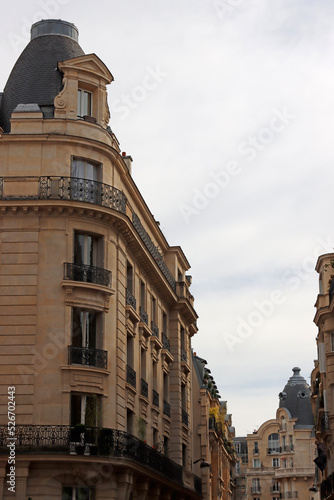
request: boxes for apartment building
[192,353,236,500]
[0,19,202,499]
[312,252,334,499]
[234,368,316,500]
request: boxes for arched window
[268,433,280,453]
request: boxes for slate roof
[278,367,314,428]
[0,20,84,132]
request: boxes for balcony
[64,262,111,288]
[321,472,334,499]
[126,365,136,388]
[321,411,330,433]
[162,332,170,351]
[0,425,195,488]
[132,212,176,292]
[126,289,136,310]
[267,447,281,454]
[153,389,159,408]
[141,378,148,399]
[68,346,108,370]
[151,321,159,338]
[181,347,187,363]
[280,492,298,499]
[182,409,188,426]
[139,307,148,326]
[163,399,171,417]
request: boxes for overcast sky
[2,0,333,436]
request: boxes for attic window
[279,391,287,400]
[297,390,308,399]
[77,89,92,118]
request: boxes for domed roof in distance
[278,367,314,428]
[0,19,84,132]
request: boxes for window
[272,480,280,492]
[235,461,240,474]
[289,435,293,450]
[162,312,168,334]
[70,393,101,427]
[331,333,334,352]
[62,486,93,500]
[71,159,102,204]
[252,478,260,494]
[74,232,100,268]
[254,441,259,454]
[182,443,187,467]
[272,458,280,467]
[253,459,261,468]
[268,433,280,453]
[235,442,241,454]
[127,409,134,435]
[77,88,92,118]
[72,158,101,181]
[72,308,101,350]
[282,458,287,468]
[127,262,134,295]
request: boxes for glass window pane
[76,487,90,500]
[62,486,73,500]
[70,394,82,426]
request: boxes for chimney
[122,152,133,175]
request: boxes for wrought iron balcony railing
[126,365,136,388]
[39,176,127,213]
[0,425,192,488]
[182,409,188,426]
[68,346,108,370]
[153,389,159,408]
[141,378,148,399]
[132,212,176,292]
[162,332,170,351]
[321,472,334,499]
[151,322,159,338]
[181,347,187,363]
[139,307,148,325]
[163,399,171,417]
[64,262,111,287]
[321,411,330,433]
[126,289,136,310]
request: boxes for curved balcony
[68,346,108,370]
[0,425,191,488]
[64,262,111,287]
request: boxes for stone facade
[0,19,202,500]
[312,252,334,499]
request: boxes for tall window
[72,308,101,350]
[268,433,280,453]
[253,459,261,468]
[70,393,101,427]
[272,458,280,467]
[254,441,259,454]
[74,232,100,267]
[252,478,260,493]
[77,89,92,118]
[127,262,134,294]
[62,486,93,500]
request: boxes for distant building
[192,353,236,499]
[234,368,317,500]
[0,18,204,499]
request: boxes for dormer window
[77,88,92,118]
